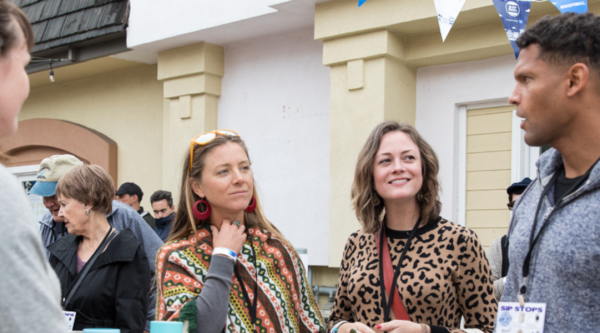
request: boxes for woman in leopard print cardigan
[328,122,497,333]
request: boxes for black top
[554,168,588,203]
[384,216,441,239]
[48,229,150,333]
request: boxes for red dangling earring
[192,199,211,220]
[245,196,257,213]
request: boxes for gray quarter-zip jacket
[499,148,600,332]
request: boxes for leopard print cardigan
[327,217,497,333]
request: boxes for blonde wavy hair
[351,121,442,234]
[168,135,292,249]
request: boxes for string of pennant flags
[358,0,588,58]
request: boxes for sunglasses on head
[190,129,240,172]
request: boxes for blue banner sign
[551,0,587,14]
[492,0,531,58]
[358,0,367,7]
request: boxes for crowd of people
[1,1,600,333]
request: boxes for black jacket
[48,229,150,333]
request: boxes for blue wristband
[213,247,237,261]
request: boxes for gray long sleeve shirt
[500,148,600,332]
[39,199,164,331]
[194,254,235,333]
[0,164,66,333]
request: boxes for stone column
[323,30,417,266]
[157,42,224,194]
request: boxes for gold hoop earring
[373,196,380,206]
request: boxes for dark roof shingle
[18,0,129,53]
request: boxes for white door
[8,165,47,222]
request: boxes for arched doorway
[0,119,118,221]
[0,118,118,180]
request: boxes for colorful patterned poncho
[156,225,325,333]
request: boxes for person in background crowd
[150,190,176,241]
[502,13,600,332]
[155,130,324,333]
[30,154,163,333]
[328,121,497,333]
[49,165,149,333]
[487,177,531,301]
[116,182,156,229]
[0,1,66,332]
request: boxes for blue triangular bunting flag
[492,0,532,58]
[551,0,587,14]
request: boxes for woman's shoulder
[157,226,212,259]
[102,229,145,262]
[434,217,483,249]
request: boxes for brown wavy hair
[55,165,114,215]
[168,134,293,249]
[351,121,442,234]
[0,0,34,55]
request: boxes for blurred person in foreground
[0,1,66,331]
[30,154,163,332]
[150,190,175,241]
[502,13,600,332]
[49,165,149,332]
[328,122,496,333]
[487,177,531,301]
[155,130,324,333]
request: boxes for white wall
[218,28,331,266]
[415,55,518,223]
[128,0,320,52]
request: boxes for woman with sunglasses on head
[327,121,496,333]
[156,130,324,333]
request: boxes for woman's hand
[375,321,425,333]
[338,322,376,333]
[211,219,246,254]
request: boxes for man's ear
[132,194,139,203]
[567,63,589,97]
[190,178,205,198]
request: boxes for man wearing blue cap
[29,154,163,333]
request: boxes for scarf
[156,225,324,333]
[155,213,175,241]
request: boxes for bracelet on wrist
[331,321,348,333]
[213,247,237,262]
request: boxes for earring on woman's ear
[245,196,257,213]
[192,199,211,220]
[85,210,89,215]
[417,192,424,201]
[373,195,380,206]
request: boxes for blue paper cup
[150,321,184,333]
[82,329,120,333]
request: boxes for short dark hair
[0,0,34,55]
[516,13,600,75]
[151,190,173,207]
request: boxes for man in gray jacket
[502,13,600,332]
[30,155,163,333]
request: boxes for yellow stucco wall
[466,106,514,252]
[20,62,164,212]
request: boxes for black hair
[516,13,600,75]
[150,190,173,207]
